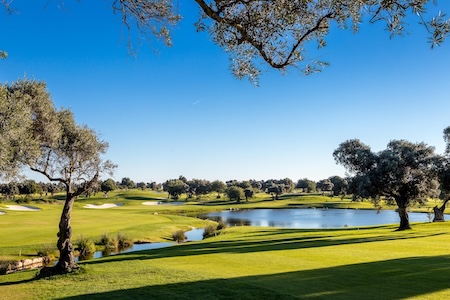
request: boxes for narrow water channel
[76,228,204,262]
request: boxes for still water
[76,228,204,261]
[199,208,438,229]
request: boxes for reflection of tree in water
[227,218,251,226]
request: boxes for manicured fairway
[1,191,449,299]
[2,222,450,299]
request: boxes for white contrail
[192,98,205,105]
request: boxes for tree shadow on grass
[80,227,448,267]
[60,255,450,299]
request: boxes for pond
[199,208,440,229]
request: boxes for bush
[117,232,133,249]
[172,230,186,243]
[98,231,116,249]
[203,224,217,238]
[0,260,14,275]
[216,220,227,230]
[77,235,96,259]
[37,243,56,257]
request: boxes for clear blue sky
[1,1,450,184]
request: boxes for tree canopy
[0,79,116,273]
[334,138,441,230]
[2,1,449,83]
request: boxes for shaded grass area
[2,223,450,299]
[0,189,443,260]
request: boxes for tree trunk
[397,206,412,231]
[433,198,450,222]
[54,193,77,273]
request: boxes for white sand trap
[0,211,5,215]
[83,203,123,209]
[142,201,160,206]
[5,205,41,211]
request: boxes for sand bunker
[4,205,41,211]
[142,201,160,206]
[83,203,123,209]
[0,211,5,215]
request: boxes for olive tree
[334,139,441,230]
[3,1,449,83]
[1,80,115,273]
[434,126,450,221]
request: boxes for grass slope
[2,223,450,299]
[1,190,448,299]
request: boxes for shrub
[37,243,56,257]
[203,224,217,238]
[117,232,133,249]
[98,231,116,249]
[0,260,14,275]
[216,220,227,230]
[77,235,96,259]
[172,230,186,243]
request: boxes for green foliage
[0,259,14,275]
[116,232,133,249]
[163,179,188,200]
[334,138,442,230]
[76,235,96,259]
[216,220,227,231]
[36,243,57,258]
[203,224,217,238]
[101,179,117,194]
[226,186,244,203]
[172,230,186,243]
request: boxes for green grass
[1,190,449,299]
[1,223,450,299]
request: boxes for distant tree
[237,180,251,189]
[0,182,18,200]
[211,180,226,198]
[334,138,441,230]
[250,180,263,192]
[226,179,238,187]
[121,177,135,189]
[136,182,146,190]
[328,176,348,197]
[147,181,161,190]
[101,179,117,195]
[187,179,210,199]
[163,179,188,200]
[296,178,316,193]
[244,188,254,202]
[280,178,295,193]
[266,183,284,200]
[19,180,38,196]
[226,186,244,204]
[46,183,59,197]
[316,179,334,195]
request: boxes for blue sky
[1,1,450,184]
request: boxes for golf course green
[1,190,449,299]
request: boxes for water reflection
[199,208,441,229]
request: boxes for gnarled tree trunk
[54,193,77,273]
[433,198,450,222]
[397,206,412,231]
